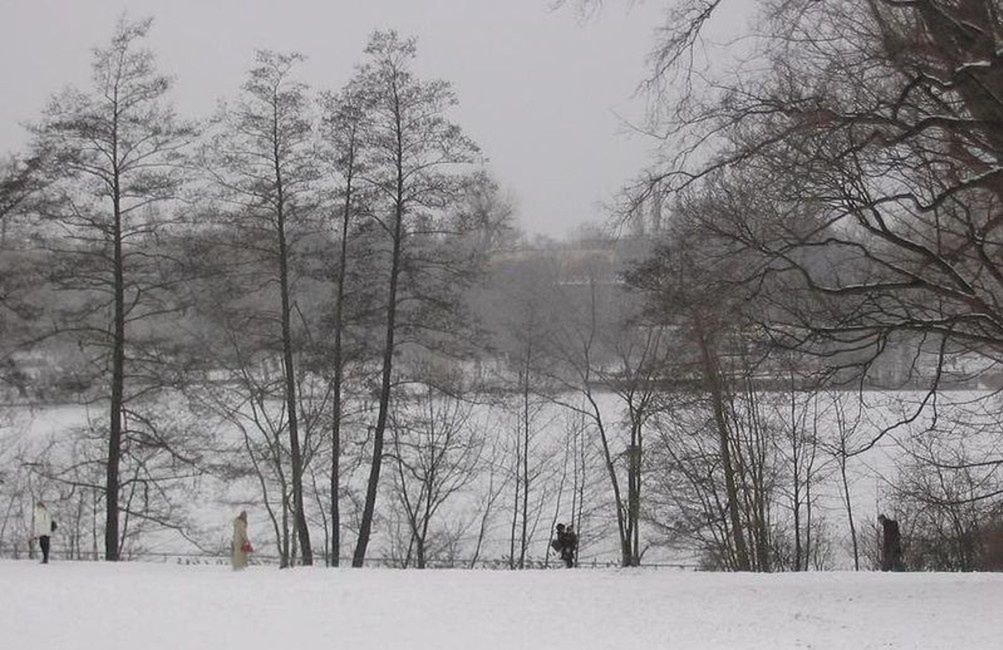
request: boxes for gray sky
[0,0,679,238]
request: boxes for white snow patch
[0,561,1000,649]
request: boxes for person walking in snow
[878,514,903,571]
[33,500,54,564]
[551,522,578,568]
[231,511,253,570]
[552,523,568,564]
[561,524,578,568]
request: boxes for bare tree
[349,31,479,566]
[824,390,867,570]
[602,0,1003,463]
[543,259,645,567]
[890,398,1003,570]
[28,17,195,560]
[627,215,779,570]
[386,366,483,568]
[483,251,563,567]
[317,81,367,567]
[468,431,511,568]
[203,50,318,564]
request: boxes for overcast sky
[0,0,693,237]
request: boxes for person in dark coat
[551,524,567,557]
[878,514,904,571]
[561,524,578,568]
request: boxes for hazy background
[0,0,681,237]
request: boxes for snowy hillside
[2,560,1000,649]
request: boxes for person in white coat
[231,511,252,570]
[34,501,53,564]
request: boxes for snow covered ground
[1,561,999,649]
[1,390,941,566]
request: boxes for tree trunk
[509,435,520,569]
[628,435,641,567]
[275,141,312,565]
[591,398,630,567]
[697,328,750,571]
[330,142,355,568]
[105,161,124,562]
[330,403,341,567]
[353,193,404,567]
[839,446,860,570]
[519,366,530,569]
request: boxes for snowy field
[1,561,1000,649]
[4,390,949,566]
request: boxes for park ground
[1,561,1000,649]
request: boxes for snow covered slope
[1,561,999,649]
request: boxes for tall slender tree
[205,50,317,565]
[318,82,366,566]
[350,31,479,566]
[29,17,194,560]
